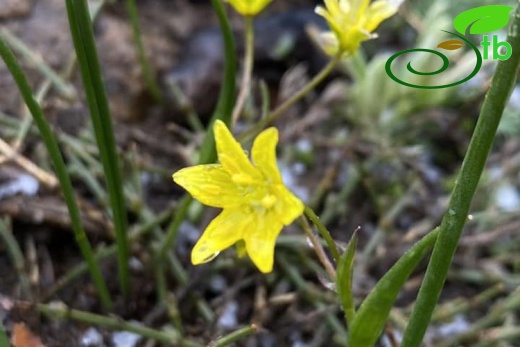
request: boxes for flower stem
[240,53,341,141]
[304,205,341,263]
[232,16,255,124]
[401,5,520,346]
[214,324,258,347]
[299,217,336,280]
[37,303,202,347]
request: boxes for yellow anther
[261,194,277,209]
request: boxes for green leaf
[336,231,358,326]
[453,5,514,35]
[347,229,439,347]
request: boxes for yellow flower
[315,0,399,56]
[173,120,304,273]
[226,0,272,16]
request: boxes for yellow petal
[213,120,259,180]
[364,0,397,32]
[324,0,342,16]
[172,164,240,208]
[226,0,272,16]
[251,127,282,184]
[244,212,284,273]
[319,31,341,56]
[191,208,252,265]
[350,0,370,17]
[274,185,304,225]
[315,6,343,37]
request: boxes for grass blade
[64,0,129,296]
[0,37,112,310]
[125,0,162,103]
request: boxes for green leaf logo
[453,5,514,35]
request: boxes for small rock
[112,331,141,347]
[80,328,104,347]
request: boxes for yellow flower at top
[173,120,304,273]
[315,0,399,57]
[226,0,273,16]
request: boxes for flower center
[234,177,278,212]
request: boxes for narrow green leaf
[453,5,513,35]
[0,37,112,310]
[125,0,162,103]
[348,228,439,347]
[336,230,358,326]
[64,0,130,296]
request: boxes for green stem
[125,0,162,102]
[64,0,130,296]
[214,325,258,347]
[240,53,341,141]
[267,54,340,123]
[37,303,202,347]
[304,205,341,263]
[401,6,520,346]
[0,37,112,310]
[299,217,336,279]
[231,16,255,124]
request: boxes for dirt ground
[0,0,519,346]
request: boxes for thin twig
[231,16,254,124]
[0,137,58,188]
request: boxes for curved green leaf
[347,228,439,347]
[453,5,514,35]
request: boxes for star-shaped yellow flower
[226,0,272,16]
[173,120,304,273]
[315,0,399,57]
